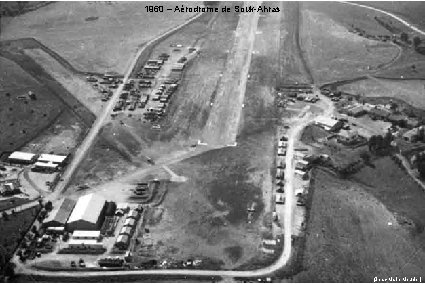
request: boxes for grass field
[0,56,65,152]
[352,156,425,250]
[339,77,425,110]
[1,2,200,74]
[0,197,30,212]
[294,168,425,282]
[147,126,275,269]
[300,3,399,84]
[24,48,104,115]
[278,2,312,85]
[358,2,425,30]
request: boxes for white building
[37,154,68,166]
[8,151,36,164]
[72,230,101,241]
[315,116,343,132]
[67,193,106,231]
[33,161,58,172]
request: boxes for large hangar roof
[67,193,105,225]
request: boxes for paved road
[49,12,205,201]
[338,1,425,36]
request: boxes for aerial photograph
[0,1,425,283]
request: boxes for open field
[70,137,139,189]
[24,48,104,115]
[20,110,86,155]
[0,2,200,73]
[146,126,275,269]
[278,2,312,85]
[359,2,425,30]
[338,77,425,110]
[300,3,400,84]
[0,56,65,152]
[352,156,425,250]
[294,168,425,282]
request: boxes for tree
[384,130,393,147]
[418,157,425,179]
[418,127,425,142]
[2,212,8,221]
[44,201,53,211]
[400,32,409,42]
[4,262,15,278]
[413,36,422,48]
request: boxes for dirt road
[50,12,205,200]
[202,2,261,146]
[337,1,425,36]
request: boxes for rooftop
[67,193,106,225]
[72,230,101,238]
[8,151,36,161]
[43,198,76,225]
[38,154,67,164]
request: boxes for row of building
[115,209,140,250]
[7,151,69,172]
[341,103,419,128]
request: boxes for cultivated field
[300,3,400,84]
[0,2,200,73]
[294,168,425,282]
[339,77,425,110]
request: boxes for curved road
[337,1,425,36]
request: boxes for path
[395,153,425,192]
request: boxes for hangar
[8,151,37,164]
[37,153,68,166]
[42,198,76,229]
[67,193,107,231]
